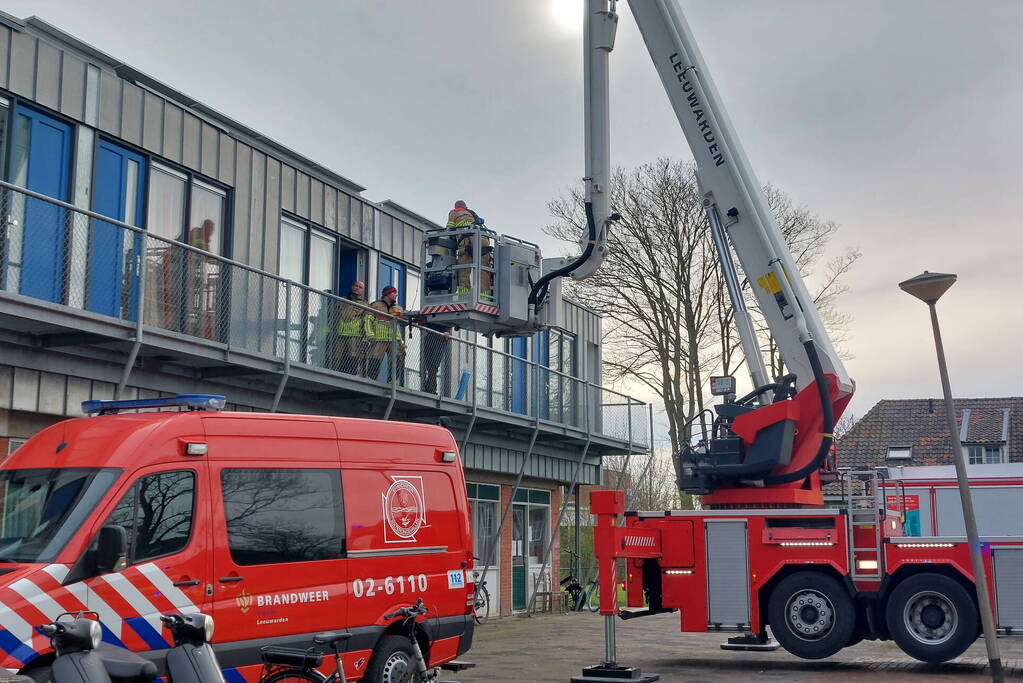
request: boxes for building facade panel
[246,150,265,267]
[295,171,310,219]
[309,178,323,226]
[233,142,252,264]
[59,53,86,119]
[34,40,61,111]
[141,90,162,153]
[181,111,200,169]
[217,132,235,185]
[200,121,219,178]
[0,26,10,90]
[280,163,295,213]
[97,68,120,134]
[161,102,182,162]
[263,156,281,272]
[8,30,34,98]
[120,81,143,146]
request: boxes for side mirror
[96,525,128,573]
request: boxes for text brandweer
[255,590,330,607]
[669,53,725,167]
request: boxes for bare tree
[545,158,858,473]
[833,411,858,441]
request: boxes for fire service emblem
[383,476,426,542]
[236,588,253,613]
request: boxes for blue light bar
[82,394,226,415]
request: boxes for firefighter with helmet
[447,200,493,299]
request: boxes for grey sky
[10,0,1022,423]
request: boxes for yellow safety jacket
[446,207,477,228]
[338,297,369,337]
[368,300,404,341]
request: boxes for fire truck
[411,0,1017,674]
[555,0,1023,675]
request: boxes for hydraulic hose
[761,340,834,485]
[528,201,597,310]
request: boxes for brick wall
[499,483,513,617]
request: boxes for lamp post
[899,271,1003,682]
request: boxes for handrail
[0,180,650,445]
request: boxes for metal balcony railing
[0,180,649,448]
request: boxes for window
[965,444,1005,465]
[106,470,195,563]
[512,487,550,566]
[537,330,578,423]
[146,163,228,253]
[7,439,25,456]
[278,216,339,364]
[378,257,406,306]
[220,469,344,565]
[467,483,500,564]
[887,446,912,461]
[144,163,229,341]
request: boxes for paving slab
[456,612,1023,682]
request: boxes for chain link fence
[0,181,649,446]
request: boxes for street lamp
[899,271,1003,682]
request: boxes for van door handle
[173,579,201,587]
[218,576,244,583]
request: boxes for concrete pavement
[456,611,1023,682]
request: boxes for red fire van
[0,395,475,682]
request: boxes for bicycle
[259,629,352,683]
[368,598,435,683]
[471,570,490,625]
[560,573,599,613]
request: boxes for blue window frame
[377,256,406,306]
[90,139,146,318]
[8,104,73,303]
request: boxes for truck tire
[885,573,977,663]
[363,634,416,683]
[767,571,855,660]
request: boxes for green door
[512,505,526,610]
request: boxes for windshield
[0,468,121,564]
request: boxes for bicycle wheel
[473,584,491,625]
[587,582,600,612]
[260,668,327,683]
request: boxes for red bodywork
[0,411,474,681]
[703,375,853,508]
[592,490,1013,639]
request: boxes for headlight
[203,614,214,643]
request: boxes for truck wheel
[767,571,855,660]
[364,634,416,683]
[885,573,977,663]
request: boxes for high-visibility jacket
[368,300,404,341]
[446,207,477,228]
[338,296,369,337]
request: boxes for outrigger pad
[719,633,779,651]
[571,664,660,682]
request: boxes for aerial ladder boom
[573,0,856,506]
[627,0,851,398]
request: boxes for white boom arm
[571,0,617,280]
[623,0,852,395]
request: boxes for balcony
[0,181,649,456]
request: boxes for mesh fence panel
[0,183,651,441]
